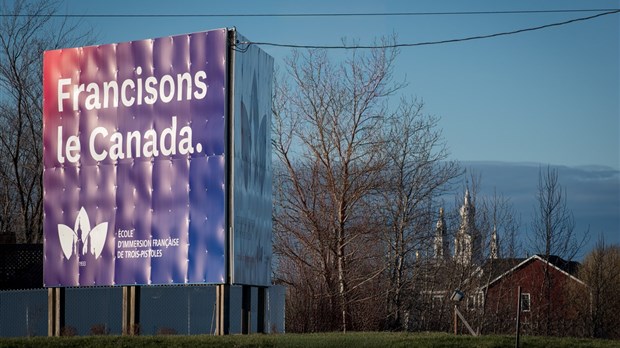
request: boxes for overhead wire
[3,7,617,52]
[1,8,619,18]
[234,9,620,51]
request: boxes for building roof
[481,254,584,289]
[543,254,580,275]
[480,257,527,283]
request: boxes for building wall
[483,258,587,335]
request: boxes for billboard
[43,29,229,286]
[231,34,273,286]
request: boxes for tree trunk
[337,233,348,332]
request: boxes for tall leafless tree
[0,0,92,243]
[478,188,522,259]
[273,40,412,331]
[379,99,460,330]
[272,45,401,331]
[273,40,461,331]
[529,166,588,335]
[475,187,521,333]
[530,166,586,260]
[573,238,620,339]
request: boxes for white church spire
[434,207,449,260]
[489,225,500,259]
[454,188,482,266]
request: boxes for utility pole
[454,304,458,335]
[515,286,522,348]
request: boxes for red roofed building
[416,191,589,336]
[482,254,587,336]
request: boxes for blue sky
[41,1,619,255]
[463,162,619,258]
[61,0,620,170]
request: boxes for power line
[235,9,620,50]
[1,8,620,18]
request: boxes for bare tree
[529,166,588,335]
[574,238,620,339]
[0,0,92,243]
[478,189,522,259]
[530,166,587,260]
[379,98,460,330]
[273,45,401,331]
[474,188,522,333]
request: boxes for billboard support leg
[257,287,266,333]
[122,286,141,335]
[216,284,230,335]
[47,287,65,337]
[241,285,251,334]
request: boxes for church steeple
[454,188,482,266]
[434,208,449,260]
[489,225,500,259]
[460,189,475,229]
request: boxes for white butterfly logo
[57,207,108,260]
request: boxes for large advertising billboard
[231,34,273,286]
[43,29,229,286]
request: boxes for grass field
[0,332,617,348]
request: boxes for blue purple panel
[42,29,227,287]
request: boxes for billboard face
[43,29,228,286]
[231,33,273,286]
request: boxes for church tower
[433,207,450,260]
[454,189,482,266]
[489,225,500,259]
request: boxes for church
[414,189,585,335]
[432,189,497,267]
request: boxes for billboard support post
[47,287,65,337]
[257,287,266,333]
[241,285,251,334]
[216,284,230,335]
[122,286,140,335]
